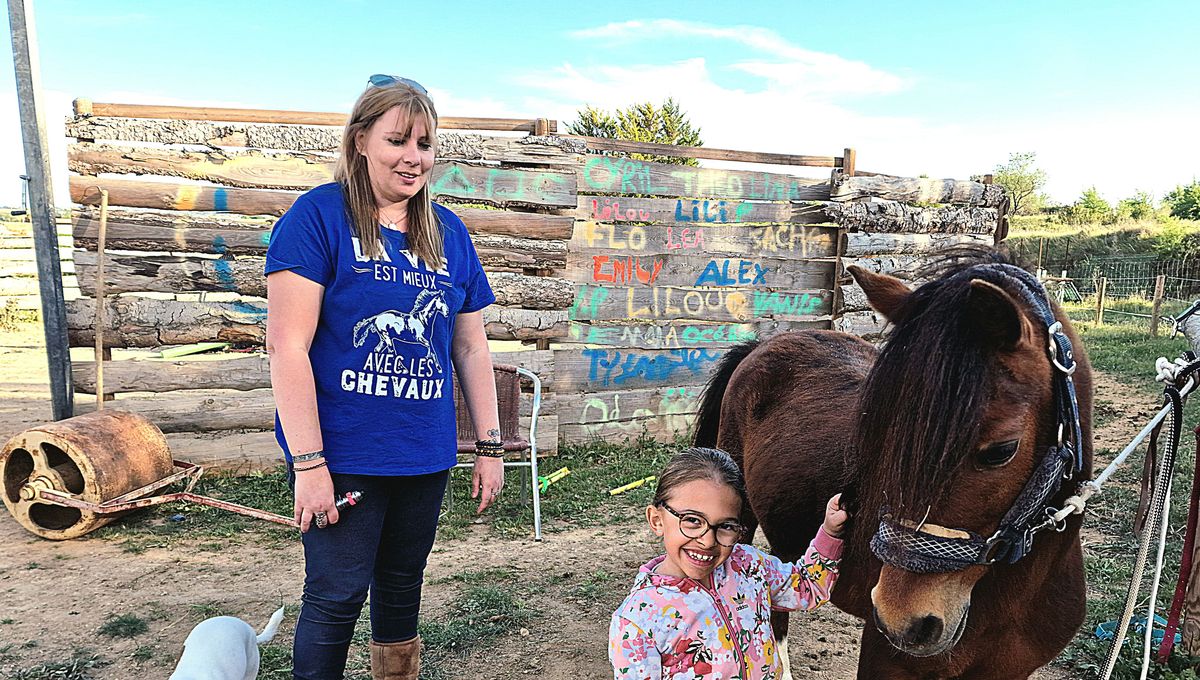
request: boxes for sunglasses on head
[368,74,428,95]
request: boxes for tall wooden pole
[1095,277,1108,325]
[1149,274,1165,337]
[9,0,73,419]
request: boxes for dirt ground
[0,322,1154,679]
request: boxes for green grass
[437,433,675,539]
[8,650,108,680]
[90,433,674,548]
[90,467,296,551]
[96,613,148,639]
[1006,215,1200,272]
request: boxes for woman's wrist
[293,449,325,463]
[475,438,504,458]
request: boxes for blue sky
[2,0,1198,207]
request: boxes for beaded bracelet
[294,450,325,463]
[294,460,328,472]
[475,449,505,458]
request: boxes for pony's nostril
[904,615,945,646]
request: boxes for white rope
[1141,474,1173,680]
[1049,357,1199,526]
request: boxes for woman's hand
[471,456,504,514]
[823,493,850,537]
[294,467,339,532]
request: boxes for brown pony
[694,249,1093,679]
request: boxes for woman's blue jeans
[290,468,448,680]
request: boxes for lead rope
[1096,358,1197,680]
[1156,423,1200,662]
[1099,386,1180,676]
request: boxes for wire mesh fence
[1058,256,1200,302]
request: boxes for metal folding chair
[447,363,543,540]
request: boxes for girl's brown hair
[652,447,748,510]
[335,83,443,269]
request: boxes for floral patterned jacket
[609,528,842,680]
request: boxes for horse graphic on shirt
[352,289,450,371]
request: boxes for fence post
[1095,277,1107,325]
[1149,274,1166,336]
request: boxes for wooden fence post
[1095,277,1107,325]
[842,148,856,177]
[9,0,73,419]
[1149,274,1165,336]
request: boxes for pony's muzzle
[872,604,969,657]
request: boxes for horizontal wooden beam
[75,99,557,132]
[570,135,841,168]
[74,252,571,305]
[577,155,830,202]
[826,200,999,235]
[575,195,837,226]
[66,297,567,347]
[830,172,1006,208]
[555,384,701,442]
[72,175,297,215]
[67,117,582,161]
[565,251,835,290]
[564,318,825,349]
[71,207,572,255]
[73,388,557,450]
[552,346,725,393]
[70,161,576,210]
[841,232,992,257]
[833,310,889,340]
[71,349,554,394]
[570,221,838,259]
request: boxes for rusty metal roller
[1,411,174,540]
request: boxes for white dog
[169,606,286,680]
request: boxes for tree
[1115,191,1157,221]
[989,152,1048,215]
[1165,180,1200,220]
[1062,187,1113,225]
[568,98,703,166]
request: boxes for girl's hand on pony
[823,493,850,537]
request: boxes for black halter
[869,263,1085,574]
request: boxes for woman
[265,75,503,680]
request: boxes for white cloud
[569,19,907,99]
[528,20,1197,204]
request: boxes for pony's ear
[847,266,912,323]
[966,279,1025,350]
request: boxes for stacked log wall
[61,100,1004,468]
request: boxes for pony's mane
[852,246,1021,520]
[412,288,442,311]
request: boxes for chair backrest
[453,363,527,453]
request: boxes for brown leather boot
[370,636,420,680]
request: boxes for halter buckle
[1047,325,1077,376]
[981,532,1010,564]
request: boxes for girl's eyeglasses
[368,74,428,95]
[658,502,745,547]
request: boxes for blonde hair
[335,83,443,269]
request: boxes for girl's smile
[649,479,743,581]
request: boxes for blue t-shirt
[265,183,495,475]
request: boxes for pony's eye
[976,440,1020,468]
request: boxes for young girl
[609,447,846,679]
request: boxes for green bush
[1166,181,1200,220]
